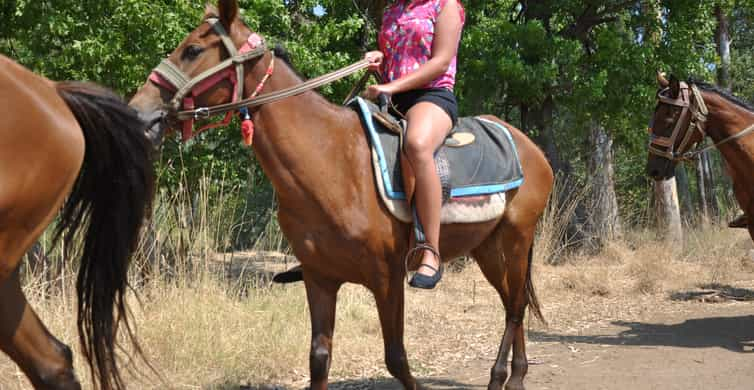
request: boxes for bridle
[649,81,754,161]
[148,17,372,145]
[149,17,270,144]
[648,82,709,161]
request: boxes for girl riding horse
[363,0,465,289]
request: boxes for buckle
[193,107,210,119]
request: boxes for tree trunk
[644,0,683,240]
[710,2,733,217]
[526,95,568,174]
[654,178,683,243]
[675,164,694,221]
[586,122,621,246]
[354,0,387,29]
[696,155,710,223]
[702,151,719,220]
[715,4,732,91]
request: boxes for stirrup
[405,243,443,289]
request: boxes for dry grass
[2,172,753,389]
[2,224,752,389]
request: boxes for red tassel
[241,119,255,146]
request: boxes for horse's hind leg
[473,222,536,390]
[0,267,80,390]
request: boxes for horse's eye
[182,45,204,61]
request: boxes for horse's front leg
[374,268,419,389]
[303,270,342,390]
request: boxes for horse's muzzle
[138,109,168,150]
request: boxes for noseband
[648,82,709,161]
[148,17,270,143]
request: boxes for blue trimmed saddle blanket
[349,97,524,224]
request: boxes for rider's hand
[364,51,384,73]
[364,83,395,100]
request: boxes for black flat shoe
[409,263,443,289]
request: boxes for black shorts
[391,88,459,126]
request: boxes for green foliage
[2,0,752,240]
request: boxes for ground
[325,276,754,390]
[449,303,754,390]
[1,228,753,389]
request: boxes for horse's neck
[705,93,754,173]
[249,59,363,207]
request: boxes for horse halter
[648,81,709,161]
[148,17,270,144]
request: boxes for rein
[650,82,754,161]
[149,17,370,144]
[174,59,371,121]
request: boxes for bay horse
[649,73,754,242]
[130,2,553,389]
[0,55,154,389]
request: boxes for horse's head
[130,0,266,148]
[646,72,708,180]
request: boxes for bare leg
[0,268,80,390]
[404,102,452,278]
[304,270,341,390]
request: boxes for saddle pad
[350,97,524,223]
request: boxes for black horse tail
[526,244,546,325]
[54,81,154,390]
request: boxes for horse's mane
[690,78,754,113]
[273,44,307,79]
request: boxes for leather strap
[650,82,754,161]
[175,59,371,120]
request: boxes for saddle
[271,98,526,285]
[348,97,524,225]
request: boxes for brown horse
[0,55,154,389]
[130,2,553,389]
[648,73,754,242]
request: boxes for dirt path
[455,303,754,390]
[323,301,754,390]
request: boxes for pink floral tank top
[379,0,465,91]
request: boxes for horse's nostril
[138,110,165,129]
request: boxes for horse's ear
[669,74,681,99]
[204,3,218,19]
[218,0,239,30]
[657,71,669,88]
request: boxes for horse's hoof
[487,380,504,390]
[504,382,525,390]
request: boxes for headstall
[648,82,708,161]
[148,17,270,145]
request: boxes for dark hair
[690,78,754,112]
[273,44,306,79]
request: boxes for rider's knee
[404,136,433,165]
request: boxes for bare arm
[383,0,462,94]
